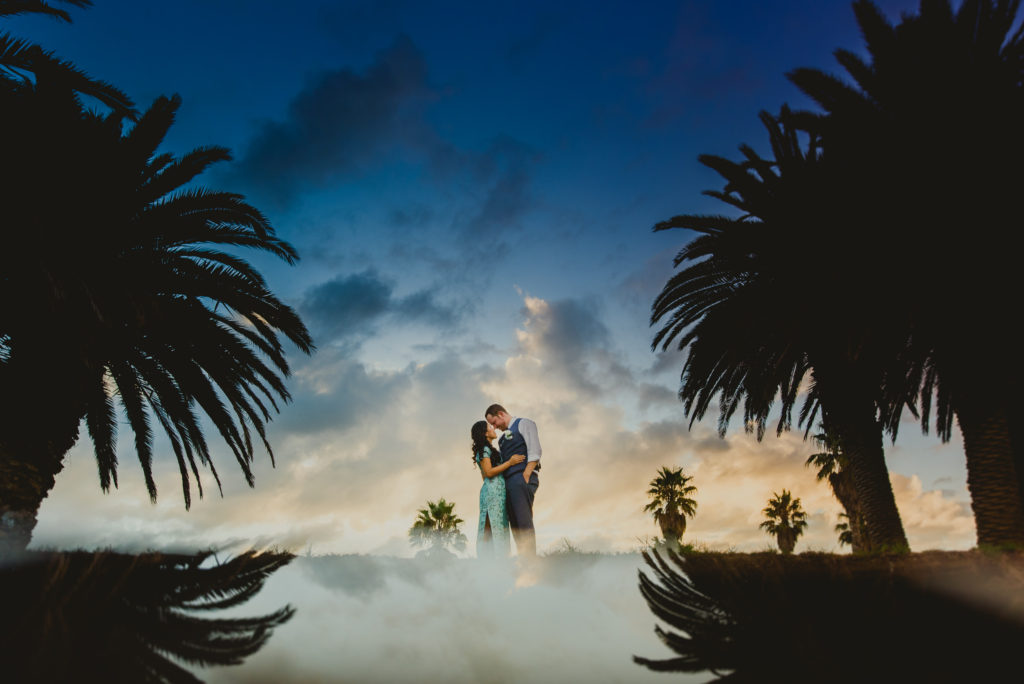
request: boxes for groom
[485,404,541,558]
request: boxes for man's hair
[485,403,506,418]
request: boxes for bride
[469,420,524,557]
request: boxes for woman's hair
[470,420,492,464]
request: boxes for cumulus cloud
[505,294,634,398]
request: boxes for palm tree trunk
[0,353,87,554]
[829,472,870,553]
[0,437,74,554]
[956,402,1024,547]
[834,412,909,552]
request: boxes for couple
[470,404,541,558]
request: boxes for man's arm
[522,460,537,482]
[519,419,542,462]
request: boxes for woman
[470,420,524,557]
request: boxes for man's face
[487,412,509,431]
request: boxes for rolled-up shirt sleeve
[519,419,542,463]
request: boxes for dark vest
[499,419,528,479]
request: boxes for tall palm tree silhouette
[651,106,909,551]
[1,548,294,682]
[644,466,698,547]
[0,1,134,114]
[0,75,313,551]
[788,0,1024,547]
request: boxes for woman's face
[485,424,496,441]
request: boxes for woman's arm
[479,453,525,479]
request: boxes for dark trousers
[505,471,539,532]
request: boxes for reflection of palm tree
[1,1,134,113]
[787,0,1024,546]
[806,424,867,552]
[0,77,312,552]
[651,107,908,551]
[760,490,808,554]
[644,466,698,547]
[2,549,294,682]
[634,548,1024,680]
[409,498,468,554]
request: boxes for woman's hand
[509,454,526,465]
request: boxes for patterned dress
[475,445,511,557]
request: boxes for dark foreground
[636,549,1024,683]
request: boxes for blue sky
[10,1,975,555]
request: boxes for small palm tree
[644,466,698,547]
[409,499,467,554]
[760,490,808,554]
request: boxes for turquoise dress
[475,445,511,557]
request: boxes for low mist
[199,552,700,683]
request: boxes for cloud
[299,269,463,345]
[230,35,445,207]
[457,135,541,238]
[506,295,633,397]
[226,32,542,248]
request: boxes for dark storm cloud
[231,35,445,206]
[300,270,462,343]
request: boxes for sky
[10,0,977,556]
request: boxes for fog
[197,552,702,683]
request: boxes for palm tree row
[0,4,312,552]
[652,0,1024,549]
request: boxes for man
[484,403,541,558]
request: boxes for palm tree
[651,106,909,551]
[806,423,868,552]
[643,466,698,547]
[787,0,1024,546]
[2,548,294,682]
[0,77,313,552]
[409,498,467,554]
[1,1,134,114]
[760,489,808,554]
